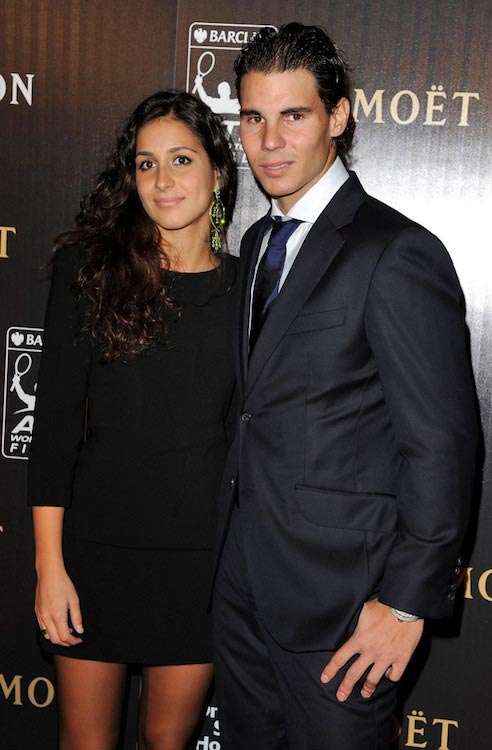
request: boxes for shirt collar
[271,156,349,224]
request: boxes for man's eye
[288,112,304,121]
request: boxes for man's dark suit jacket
[216,172,477,653]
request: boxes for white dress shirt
[249,156,349,333]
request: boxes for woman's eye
[173,155,191,166]
[137,160,155,171]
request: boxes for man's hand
[320,599,424,701]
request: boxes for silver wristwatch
[390,607,420,622]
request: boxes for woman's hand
[35,565,84,646]
[32,506,84,647]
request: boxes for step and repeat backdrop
[1,1,491,748]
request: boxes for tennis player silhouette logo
[192,52,240,115]
[10,353,37,413]
[2,326,43,459]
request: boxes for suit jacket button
[448,592,456,600]
[230,478,235,486]
[241,412,252,423]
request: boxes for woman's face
[135,116,219,244]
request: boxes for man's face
[239,69,349,213]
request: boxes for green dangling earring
[209,187,226,254]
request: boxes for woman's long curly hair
[55,91,237,361]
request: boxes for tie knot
[269,217,302,247]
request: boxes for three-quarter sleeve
[27,246,92,507]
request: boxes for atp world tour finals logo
[2,327,43,460]
[186,23,277,168]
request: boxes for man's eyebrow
[240,108,262,117]
[280,107,313,115]
[239,106,314,117]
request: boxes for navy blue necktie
[250,217,302,353]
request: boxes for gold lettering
[390,90,420,125]
[27,676,55,708]
[0,674,23,705]
[452,92,480,126]
[0,226,16,258]
[424,85,447,126]
[353,89,385,123]
[457,567,473,599]
[406,710,427,747]
[477,569,492,601]
[432,718,459,750]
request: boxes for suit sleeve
[364,225,477,618]
[27,246,92,508]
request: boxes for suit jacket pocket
[287,307,346,335]
[294,485,397,533]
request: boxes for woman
[27,91,238,749]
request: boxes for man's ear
[331,97,350,136]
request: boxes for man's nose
[261,121,285,150]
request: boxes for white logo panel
[187,22,277,168]
[2,326,43,460]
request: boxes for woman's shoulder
[49,244,90,287]
[220,251,239,291]
[222,251,240,273]
[223,251,239,264]
[52,243,86,270]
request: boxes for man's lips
[259,161,293,177]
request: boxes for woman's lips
[154,197,185,208]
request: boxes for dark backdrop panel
[1,1,490,749]
[1,0,178,276]
[175,2,491,748]
[1,2,178,747]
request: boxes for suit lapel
[243,172,367,399]
[244,213,343,397]
[237,213,270,392]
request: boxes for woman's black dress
[27,246,238,664]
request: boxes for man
[213,23,477,749]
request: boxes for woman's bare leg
[138,663,214,750]
[54,655,128,750]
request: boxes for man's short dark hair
[234,22,355,159]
